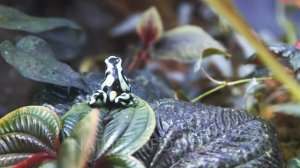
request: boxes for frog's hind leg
[89,90,107,105]
[115,93,135,107]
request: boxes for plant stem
[203,0,300,102]
[191,77,272,103]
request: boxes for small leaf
[269,45,300,71]
[0,5,84,61]
[58,109,99,168]
[38,160,58,168]
[270,103,300,118]
[0,36,86,90]
[287,157,300,168]
[137,7,163,45]
[244,78,266,115]
[97,98,156,158]
[150,25,226,62]
[96,155,145,168]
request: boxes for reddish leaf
[13,152,56,168]
[136,7,163,47]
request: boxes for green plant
[0,98,155,168]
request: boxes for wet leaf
[150,25,226,62]
[137,7,163,45]
[97,98,156,158]
[97,155,145,168]
[270,103,300,118]
[0,106,60,166]
[58,109,99,168]
[0,35,86,90]
[0,5,84,61]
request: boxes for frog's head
[105,56,122,70]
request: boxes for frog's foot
[89,90,107,105]
[115,92,135,107]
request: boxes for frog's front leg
[115,92,135,107]
[89,90,107,105]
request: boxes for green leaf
[61,103,108,140]
[57,138,79,168]
[97,98,156,158]
[0,106,60,149]
[38,160,58,168]
[287,157,300,168]
[136,6,163,44]
[60,102,93,139]
[0,36,86,90]
[58,109,99,168]
[150,25,226,62]
[244,78,266,115]
[96,155,145,168]
[0,106,60,166]
[270,103,300,118]
[0,5,80,33]
[0,5,84,61]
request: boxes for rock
[135,99,283,168]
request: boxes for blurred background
[1,0,300,163]
[1,0,300,114]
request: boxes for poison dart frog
[89,56,135,107]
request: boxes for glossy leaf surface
[0,106,60,166]
[60,102,93,139]
[97,98,156,158]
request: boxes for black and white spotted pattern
[89,56,135,107]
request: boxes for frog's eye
[106,56,121,66]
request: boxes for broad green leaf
[136,7,163,44]
[0,36,86,90]
[0,5,80,32]
[287,157,300,168]
[59,109,99,168]
[150,25,226,62]
[97,98,156,158]
[97,155,145,168]
[270,103,300,118]
[0,5,84,61]
[60,102,93,139]
[0,106,60,167]
[0,106,60,149]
